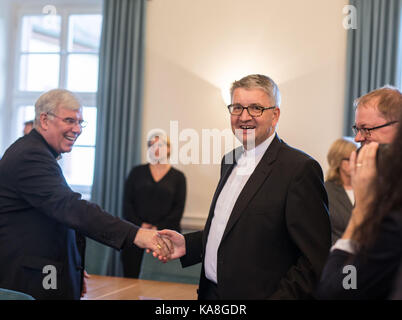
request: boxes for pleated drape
[85,0,146,276]
[344,0,402,136]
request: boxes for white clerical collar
[242,132,276,159]
[236,133,276,172]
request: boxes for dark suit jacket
[325,180,353,245]
[0,129,139,299]
[316,208,402,299]
[181,135,331,299]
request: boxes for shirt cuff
[330,238,357,254]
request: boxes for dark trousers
[121,245,144,278]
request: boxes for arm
[17,150,170,257]
[315,142,402,299]
[269,159,332,299]
[316,209,402,299]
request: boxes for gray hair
[230,74,282,107]
[34,89,81,128]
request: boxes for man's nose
[239,108,252,121]
[354,131,365,143]
[72,122,82,134]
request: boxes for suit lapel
[220,135,282,243]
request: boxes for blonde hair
[326,138,357,185]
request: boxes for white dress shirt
[204,133,276,284]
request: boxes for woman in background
[325,138,358,244]
[121,133,187,278]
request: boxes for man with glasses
[0,89,172,300]
[352,86,401,145]
[160,74,331,299]
[316,86,402,298]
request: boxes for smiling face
[231,87,280,149]
[40,106,83,154]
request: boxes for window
[12,4,102,200]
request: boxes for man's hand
[158,229,186,260]
[134,228,173,262]
[342,142,379,240]
[349,142,379,211]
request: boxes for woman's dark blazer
[325,180,353,245]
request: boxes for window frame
[6,1,102,198]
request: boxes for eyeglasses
[227,103,276,117]
[47,112,88,128]
[352,121,398,137]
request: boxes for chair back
[0,288,35,300]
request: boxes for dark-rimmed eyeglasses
[352,121,398,137]
[227,103,276,117]
[47,112,88,128]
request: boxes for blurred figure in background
[325,138,358,244]
[121,133,187,278]
[23,120,34,136]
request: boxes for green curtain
[85,0,146,276]
[344,0,402,136]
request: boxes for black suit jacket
[181,135,331,299]
[0,129,139,299]
[316,208,402,299]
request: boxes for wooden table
[82,275,198,300]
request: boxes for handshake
[133,228,187,262]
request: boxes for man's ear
[39,113,49,130]
[272,107,280,127]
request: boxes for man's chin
[61,145,74,153]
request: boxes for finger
[160,236,174,254]
[349,150,357,175]
[366,142,379,170]
[158,229,174,238]
[356,144,369,167]
[154,235,170,257]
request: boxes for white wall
[0,0,348,228]
[143,0,348,228]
